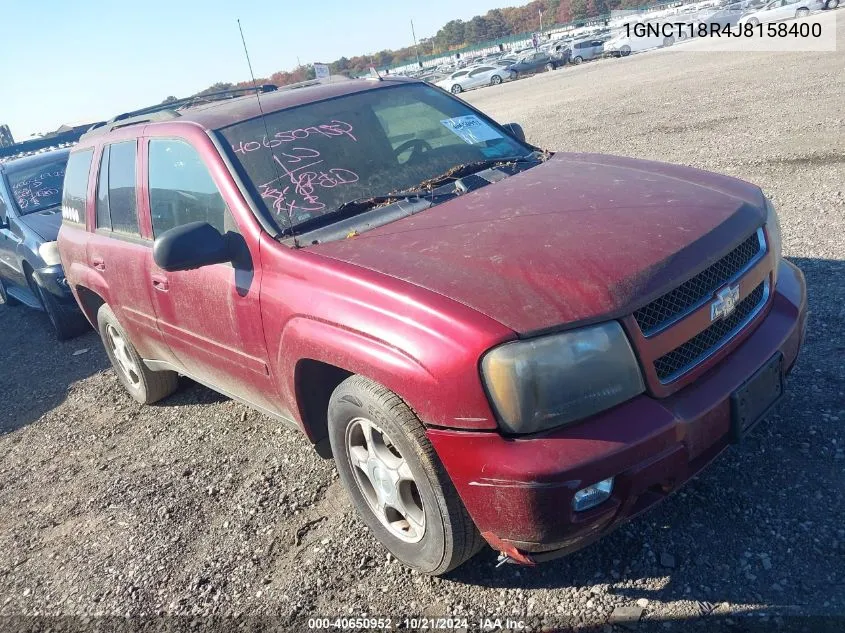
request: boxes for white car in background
[435,65,517,94]
[604,26,677,57]
[738,0,825,25]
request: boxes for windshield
[219,83,531,233]
[7,158,67,215]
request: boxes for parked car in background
[507,51,562,75]
[738,0,824,24]
[571,39,605,63]
[604,26,675,57]
[0,149,88,339]
[58,77,806,576]
[436,65,517,94]
[693,3,746,31]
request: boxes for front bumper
[33,264,81,312]
[428,259,807,562]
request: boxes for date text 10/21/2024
[307,617,529,630]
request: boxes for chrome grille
[654,281,768,383]
[634,229,765,336]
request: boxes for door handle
[92,257,106,271]
[151,276,169,292]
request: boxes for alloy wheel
[345,417,426,544]
[106,324,141,387]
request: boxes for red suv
[57,78,807,575]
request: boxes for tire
[33,282,88,341]
[328,375,483,576]
[825,0,839,9]
[796,7,809,15]
[490,75,502,86]
[663,35,675,47]
[620,45,632,56]
[545,62,555,72]
[450,84,462,94]
[747,17,760,25]
[97,304,178,404]
[0,278,20,306]
[573,56,583,64]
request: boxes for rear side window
[61,149,94,225]
[106,141,139,235]
[148,139,232,236]
[96,146,111,229]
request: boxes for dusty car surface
[0,149,88,339]
[57,77,807,575]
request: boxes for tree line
[167,0,651,102]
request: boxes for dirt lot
[1,14,843,632]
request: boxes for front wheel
[450,84,463,94]
[490,74,502,85]
[328,375,483,575]
[825,0,839,9]
[34,282,88,340]
[97,304,178,404]
[663,35,675,47]
[747,17,760,25]
[795,7,810,15]
[620,45,632,56]
[573,56,583,64]
[545,62,555,72]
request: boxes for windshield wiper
[411,154,539,192]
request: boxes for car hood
[309,153,766,335]
[16,207,61,242]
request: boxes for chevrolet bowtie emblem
[711,284,740,321]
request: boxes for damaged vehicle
[57,78,807,574]
[0,149,88,339]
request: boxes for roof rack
[84,84,279,136]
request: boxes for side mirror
[504,123,526,143]
[0,216,8,230]
[153,221,231,272]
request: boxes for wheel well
[22,261,35,286]
[74,286,106,328]
[295,359,352,459]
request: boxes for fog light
[573,477,614,512]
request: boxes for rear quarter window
[62,149,94,226]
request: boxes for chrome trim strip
[644,227,767,338]
[659,278,771,385]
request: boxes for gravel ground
[1,15,843,633]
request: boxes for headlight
[764,195,782,263]
[481,322,645,435]
[38,241,62,267]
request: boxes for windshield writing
[8,160,67,215]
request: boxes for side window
[61,149,94,225]
[96,146,111,230]
[107,141,139,235]
[148,139,232,237]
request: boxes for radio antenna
[237,19,300,247]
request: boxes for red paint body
[57,78,807,562]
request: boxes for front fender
[276,316,499,435]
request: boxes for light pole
[539,8,544,37]
[411,19,422,68]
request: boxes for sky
[1,0,523,140]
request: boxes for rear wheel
[825,0,839,9]
[97,304,178,404]
[663,35,675,47]
[573,56,583,64]
[328,375,483,575]
[747,17,760,25]
[490,74,502,85]
[0,278,20,306]
[450,84,463,94]
[545,62,555,72]
[620,45,632,56]
[796,7,810,15]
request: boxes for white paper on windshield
[440,115,503,144]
